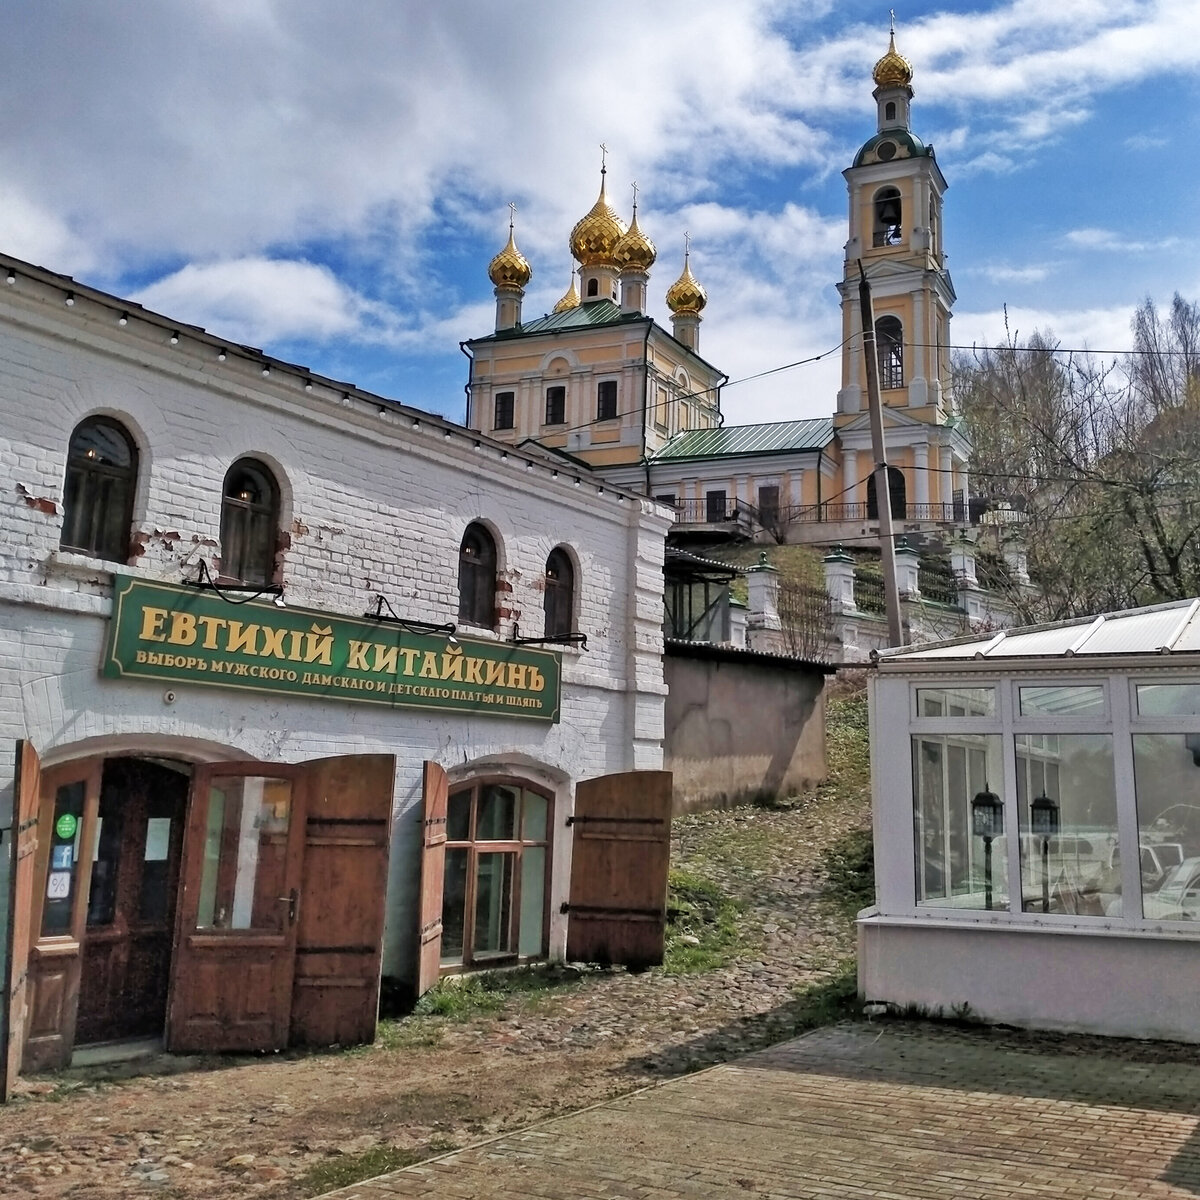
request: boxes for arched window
[220,458,280,584]
[544,548,574,638]
[60,416,138,561]
[586,278,598,298]
[458,522,497,627]
[876,316,904,389]
[873,187,903,247]
[866,466,907,521]
[885,100,897,122]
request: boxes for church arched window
[885,101,896,122]
[873,187,902,247]
[876,316,904,389]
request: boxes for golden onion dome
[552,272,580,313]
[614,205,657,273]
[665,250,706,316]
[873,31,913,89]
[569,170,627,267]
[488,223,532,290]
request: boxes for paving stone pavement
[328,1020,1200,1199]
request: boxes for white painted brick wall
[0,269,671,984]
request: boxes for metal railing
[670,498,976,529]
[671,498,759,525]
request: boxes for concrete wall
[663,649,827,813]
[0,256,672,988]
[859,914,1200,1043]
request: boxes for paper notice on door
[145,817,171,862]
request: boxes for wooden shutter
[415,762,448,997]
[565,770,672,969]
[3,740,40,1101]
[290,754,395,1047]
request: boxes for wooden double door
[5,745,395,1093]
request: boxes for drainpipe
[639,321,652,487]
[459,340,474,428]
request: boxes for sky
[1,0,1197,426]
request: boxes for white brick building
[0,251,671,1080]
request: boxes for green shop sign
[103,579,562,723]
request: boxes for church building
[464,32,973,550]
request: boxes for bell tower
[836,23,953,421]
[832,24,968,523]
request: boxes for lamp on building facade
[971,785,1004,911]
[1031,790,1060,913]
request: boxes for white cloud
[133,258,395,347]
[1064,228,1179,253]
[976,264,1053,285]
[954,303,1137,359]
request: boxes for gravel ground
[0,717,872,1200]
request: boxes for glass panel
[912,734,1008,910]
[1016,734,1119,915]
[138,817,174,923]
[440,848,468,965]
[519,846,546,956]
[473,852,515,958]
[523,791,548,842]
[87,791,123,927]
[1133,734,1200,920]
[42,781,86,936]
[477,785,517,841]
[194,776,292,931]
[1019,685,1105,717]
[917,687,995,717]
[447,790,472,842]
[1136,684,1200,717]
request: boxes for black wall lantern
[1031,791,1060,913]
[971,785,1004,911]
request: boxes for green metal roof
[853,129,934,168]
[470,300,646,343]
[652,417,835,461]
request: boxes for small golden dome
[488,223,532,290]
[614,206,656,273]
[666,250,706,316]
[872,31,913,89]
[552,272,580,313]
[569,170,627,267]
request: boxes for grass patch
[302,1145,424,1195]
[789,961,861,1032]
[821,828,876,918]
[822,691,871,796]
[413,965,579,1021]
[373,1018,444,1051]
[663,869,742,974]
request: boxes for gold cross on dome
[508,201,516,232]
[600,142,608,172]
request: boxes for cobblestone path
[330,1021,1200,1199]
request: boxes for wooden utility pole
[857,262,905,647]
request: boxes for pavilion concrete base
[859,910,1200,1043]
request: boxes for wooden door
[22,758,102,1073]
[289,754,395,1047]
[167,763,308,1053]
[76,760,188,1045]
[415,762,448,997]
[565,770,672,969]
[3,741,40,1100]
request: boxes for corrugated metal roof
[651,418,835,461]
[880,598,1200,663]
[472,301,644,341]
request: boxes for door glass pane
[1133,734,1200,920]
[1017,733,1119,915]
[87,792,123,927]
[42,781,86,936]
[913,734,1008,910]
[473,852,514,958]
[194,776,292,931]
[440,848,468,965]
[477,785,517,841]
[138,817,174,923]
[523,791,548,841]
[447,790,472,841]
[518,846,546,956]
